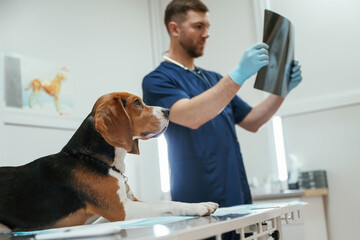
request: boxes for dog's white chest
[109,148,128,203]
[109,169,128,203]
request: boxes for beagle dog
[0,92,218,233]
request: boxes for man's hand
[229,42,269,85]
[288,60,302,93]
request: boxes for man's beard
[179,39,203,58]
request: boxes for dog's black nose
[162,109,170,119]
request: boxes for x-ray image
[254,10,295,97]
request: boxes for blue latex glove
[288,60,302,93]
[229,42,269,85]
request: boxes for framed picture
[0,51,80,129]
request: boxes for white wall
[270,0,360,115]
[282,104,360,240]
[258,0,360,239]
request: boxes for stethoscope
[163,55,211,87]
[163,55,190,71]
[163,55,239,142]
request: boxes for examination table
[3,201,305,240]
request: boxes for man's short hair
[164,0,208,33]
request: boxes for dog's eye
[134,99,143,108]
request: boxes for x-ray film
[254,10,294,97]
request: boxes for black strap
[62,148,128,182]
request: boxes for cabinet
[253,189,328,240]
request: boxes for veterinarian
[142,1,302,238]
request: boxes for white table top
[5,201,306,240]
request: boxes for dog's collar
[112,166,128,183]
[111,166,128,183]
[63,149,128,183]
[83,153,128,183]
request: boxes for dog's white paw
[185,202,219,216]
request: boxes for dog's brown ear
[128,139,140,155]
[94,101,138,154]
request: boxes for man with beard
[142,0,302,238]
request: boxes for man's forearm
[169,74,241,129]
[239,94,284,132]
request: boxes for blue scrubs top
[142,61,253,207]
